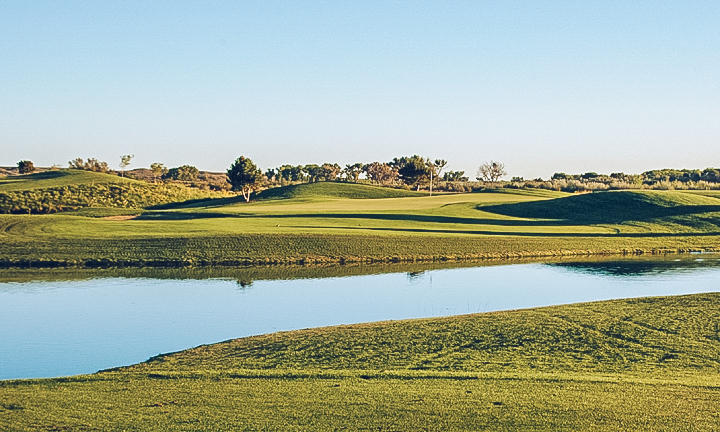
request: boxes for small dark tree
[17,160,35,174]
[303,164,322,182]
[392,155,430,190]
[227,156,263,202]
[264,168,277,183]
[443,170,467,181]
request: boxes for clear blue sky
[2,0,719,179]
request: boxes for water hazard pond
[2,254,720,380]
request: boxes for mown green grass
[2,184,720,266]
[3,293,720,430]
[255,181,425,200]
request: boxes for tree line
[226,155,482,201]
[11,156,720,199]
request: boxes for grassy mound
[0,170,228,214]
[482,190,720,224]
[0,170,135,192]
[3,293,720,430]
[129,292,720,375]
[255,182,425,200]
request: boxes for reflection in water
[547,255,720,278]
[1,253,720,380]
[236,279,253,288]
[2,253,719,285]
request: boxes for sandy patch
[101,215,139,220]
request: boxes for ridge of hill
[481,190,720,225]
[0,169,137,192]
[126,292,720,375]
[254,181,426,201]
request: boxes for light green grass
[2,293,720,430]
[255,181,426,200]
[2,185,720,266]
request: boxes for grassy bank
[2,293,720,430]
[2,180,720,267]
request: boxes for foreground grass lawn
[2,293,720,430]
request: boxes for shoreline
[2,245,718,269]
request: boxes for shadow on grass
[291,225,720,238]
[481,192,720,224]
[136,207,720,232]
[146,196,246,210]
[135,211,563,226]
[7,170,75,181]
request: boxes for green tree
[150,163,168,183]
[277,165,305,182]
[343,163,364,183]
[69,158,111,173]
[319,163,341,181]
[227,156,263,202]
[264,168,277,183]
[391,155,430,190]
[443,170,467,182]
[164,165,199,182]
[119,154,134,177]
[17,160,35,174]
[303,164,322,182]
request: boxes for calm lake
[2,254,720,380]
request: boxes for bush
[68,158,111,173]
[164,165,199,182]
[17,160,35,174]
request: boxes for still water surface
[1,254,720,380]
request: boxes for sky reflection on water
[1,254,719,380]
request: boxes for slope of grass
[0,170,229,214]
[129,292,720,375]
[255,181,425,200]
[483,190,720,224]
[0,170,136,192]
[2,293,720,430]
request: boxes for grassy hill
[129,292,720,375]
[2,293,720,430]
[255,181,425,200]
[483,190,720,226]
[141,181,427,210]
[0,170,229,214]
[0,169,136,192]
